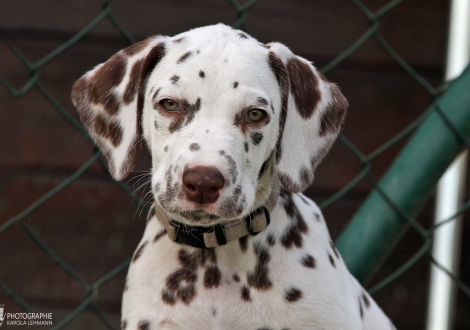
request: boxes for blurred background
[1,0,469,329]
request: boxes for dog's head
[72,24,347,226]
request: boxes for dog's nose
[182,166,225,204]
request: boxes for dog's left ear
[268,43,348,193]
[71,36,167,181]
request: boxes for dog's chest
[122,195,362,330]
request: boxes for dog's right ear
[72,36,167,181]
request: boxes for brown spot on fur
[94,114,123,147]
[244,141,249,152]
[199,70,205,78]
[177,51,192,63]
[258,151,273,180]
[359,297,364,319]
[162,290,176,305]
[362,292,370,308]
[170,75,180,84]
[266,234,276,246]
[241,286,252,301]
[251,132,263,145]
[280,189,308,248]
[204,266,222,288]
[239,236,248,252]
[247,243,272,290]
[285,288,302,302]
[132,241,148,262]
[319,86,348,136]
[154,229,166,242]
[138,320,151,330]
[256,97,268,105]
[189,143,200,151]
[330,240,340,259]
[121,319,127,329]
[168,98,201,132]
[152,87,161,102]
[286,57,321,118]
[233,81,239,89]
[301,254,316,268]
[329,254,336,267]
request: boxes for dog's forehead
[148,25,276,100]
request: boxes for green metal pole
[336,63,470,284]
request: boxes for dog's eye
[246,109,265,123]
[161,99,178,112]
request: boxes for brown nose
[182,166,225,204]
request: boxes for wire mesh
[1,0,469,328]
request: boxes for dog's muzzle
[154,180,280,248]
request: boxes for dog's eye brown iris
[247,109,265,122]
[161,99,178,112]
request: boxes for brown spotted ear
[72,36,166,180]
[268,42,348,193]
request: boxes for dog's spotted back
[72,24,395,330]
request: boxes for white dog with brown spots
[72,24,396,330]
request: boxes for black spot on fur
[164,145,169,152]
[154,120,159,129]
[301,254,316,268]
[285,288,302,302]
[199,70,205,78]
[219,150,225,155]
[238,32,249,39]
[251,132,263,145]
[233,81,239,89]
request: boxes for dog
[72,24,396,330]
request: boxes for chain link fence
[1,0,469,328]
